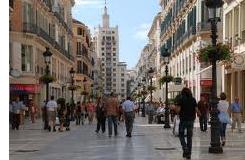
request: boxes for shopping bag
[173,116,180,136]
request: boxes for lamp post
[83,77,87,102]
[161,46,171,129]
[148,67,154,104]
[69,67,75,106]
[137,83,141,113]
[142,77,146,117]
[43,47,52,130]
[205,0,224,154]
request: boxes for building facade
[223,0,245,119]
[72,19,95,102]
[94,5,126,98]
[159,0,224,101]
[9,0,75,107]
[117,62,127,100]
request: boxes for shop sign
[200,80,212,86]
[10,84,40,93]
[232,53,245,70]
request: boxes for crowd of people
[9,88,243,160]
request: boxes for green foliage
[197,43,234,63]
[147,86,156,91]
[159,76,174,84]
[39,75,56,83]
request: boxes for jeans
[220,123,227,138]
[96,117,106,133]
[124,112,134,135]
[179,120,194,156]
[199,115,208,131]
[107,115,118,136]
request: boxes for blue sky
[72,0,160,69]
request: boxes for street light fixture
[142,77,146,117]
[161,46,171,129]
[69,67,75,106]
[43,47,52,130]
[205,0,224,154]
[148,67,154,104]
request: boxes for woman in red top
[86,98,96,124]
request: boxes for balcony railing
[22,23,74,61]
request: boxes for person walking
[217,92,230,146]
[80,102,86,125]
[122,96,136,137]
[46,96,58,132]
[104,92,120,137]
[41,100,49,130]
[86,98,96,124]
[95,97,106,133]
[230,97,242,133]
[28,99,37,123]
[197,95,209,132]
[75,102,82,125]
[175,88,198,159]
[146,102,155,124]
[11,97,25,130]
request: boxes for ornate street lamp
[161,46,171,129]
[43,47,52,130]
[148,68,154,104]
[69,67,75,106]
[142,77,146,117]
[205,0,224,154]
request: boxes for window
[77,61,82,73]
[121,84,124,87]
[113,63,116,66]
[113,79,116,82]
[113,73,116,76]
[21,44,33,72]
[113,68,116,71]
[77,42,81,55]
[77,28,82,35]
[241,1,245,43]
[23,2,33,24]
[101,47,104,51]
[113,53,116,56]
[121,73,124,76]
[121,78,124,82]
[102,53,104,56]
[113,58,116,61]
[113,48,116,51]
[101,42,104,45]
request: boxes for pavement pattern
[9,116,245,160]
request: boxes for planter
[160,76,173,84]
[81,91,89,95]
[173,77,182,85]
[39,75,56,83]
[197,43,234,63]
[147,86,156,91]
[68,85,80,91]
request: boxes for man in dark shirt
[197,95,209,132]
[175,88,198,160]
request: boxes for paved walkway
[9,116,245,160]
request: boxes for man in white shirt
[46,96,58,132]
[122,96,136,137]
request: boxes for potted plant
[68,85,80,91]
[173,77,182,84]
[81,91,89,95]
[159,75,173,84]
[147,86,156,91]
[39,75,56,83]
[197,43,234,63]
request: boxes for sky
[72,0,160,69]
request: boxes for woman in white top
[217,92,229,146]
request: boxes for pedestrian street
[9,116,245,160]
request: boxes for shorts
[48,111,56,122]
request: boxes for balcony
[22,23,74,61]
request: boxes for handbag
[218,112,231,124]
[173,115,180,136]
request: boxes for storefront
[10,84,41,107]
